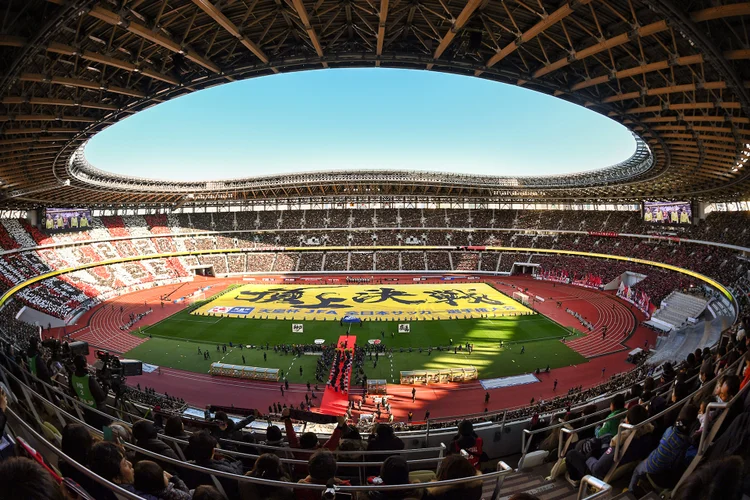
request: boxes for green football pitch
[125,307,588,384]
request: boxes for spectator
[25,336,50,384]
[193,485,228,500]
[59,423,95,492]
[628,403,698,492]
[240,453,294,500]
[133,420,180,470]
[210,410,256,448]
[122,460,192,500]
[740,356,750,390]
[337,426,367,481]
[367,424,405,453]
[446,420,483,469]
[87,441,135,500]
[671,456,744,500]
[164,415,189,456]
[0,456,67,500]
[710,374,742,438]
[425,455,482,500]
[281,409,346,477]
[296,449,351,500]
[68,354,109,428]
[282,408,345,452]
[363,456,420,500]
[595,394,626,438]
[184,430,243,498]
[565,404,653,483]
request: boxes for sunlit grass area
[125,308,586,383]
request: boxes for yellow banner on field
[192,283,532,321]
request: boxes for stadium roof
[1,0,749,208]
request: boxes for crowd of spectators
[452,252,479,271]
[426,252,451,270]
[272,253,299,272]
[298,253,324,271]
[124,386,187,413]
[0,209,749,322]
[401,252,425,271]
[324,252,348,271]
[350,253,374,271]
[1,297,749,499]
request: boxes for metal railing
[578,475,612,500]
[672,354,750,492]
[0,361,447,485]
[5,399,612,500]
[0,338,622,499]
[2,399,515,498]
[544,365,704,476]
[551,352,746,488]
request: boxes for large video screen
[43,208,92,232]
[643,201,692,224]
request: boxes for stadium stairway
[495,472,578,500]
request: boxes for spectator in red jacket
[446,420,483,469]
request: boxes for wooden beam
[2,96,119,111]
[691,2,750,23]
[375,0,389,65]
[289,0,327,68]
[477,0,595,76]
[19,73,146,98]
[0,114,98,123]
[429,0,483,67]
[191,0,274,70]
[533,20,668,80]
[47,42,180,85]
[724,49,750,60]
[0,35,26,47]
[89,5,221,74]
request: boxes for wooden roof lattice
[0,0,748,208]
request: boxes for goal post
[188,291,205,305]
[512,291,530,306]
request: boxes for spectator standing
[446,420,483,469]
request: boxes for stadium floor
[52,275,656,420]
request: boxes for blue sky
[86,68,636,181]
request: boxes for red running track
[490,277,641,358]
[49,275,657,420]
[47,277,235,352]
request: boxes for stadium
[0,0,749,499]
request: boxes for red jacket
[295,477,350,500]
[451,437,483,469]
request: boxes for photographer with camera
[69,354,109,427]
[26,336,51,385]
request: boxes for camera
[93,350,143,400]
[41,338,89,375]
